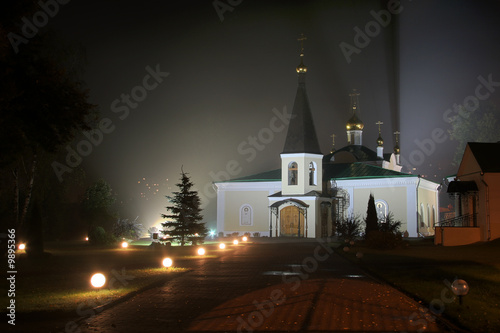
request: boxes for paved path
[11,239,454,332]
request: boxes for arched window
[427,205,431,228]
[240,204,253,226]
[432,206,436,228]
[308,162,317,185]
[375,199,388,222]
[288,162,298,185]
[420,204,425,227]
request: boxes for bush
[88,226,116,245]
[365,212,405,249]
[336,215,363,241]
[113,217,143,240]
[365,230,404,250]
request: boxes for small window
[309,162,317,185]
[288,162,298,185]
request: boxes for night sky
[44,0,500,230]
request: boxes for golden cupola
[346,89,364,145]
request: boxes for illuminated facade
[214,45,439,238]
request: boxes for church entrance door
[280,206,304,237]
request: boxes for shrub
[365,230,404,250]
[365,212,405,249]
[335,215,363,241]
[88,226,116,245]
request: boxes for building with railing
[436,142,500,246]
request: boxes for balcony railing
[436,213,477,227]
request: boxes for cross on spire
[298,33,307,54]
[330,133,336,153]
[349,89,360,112]
[296,34,307,74]
[376,121,383,134]
[394,130,400,143]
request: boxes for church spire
[282,34,321,154]
[376,121,384,158]
[393,130,401,165]
[346,89,364,145]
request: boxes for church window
[375,199,388,221]
[288,162,298,185]
[308,162,317,185]
[240,204,253,226]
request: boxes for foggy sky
[46,0,500,230]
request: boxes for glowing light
[233,239,239,245]
[197,248,206,255]
[162,258,173,268]
[18,243,26,250]
[91,273,106,288]
[219,243,226,249]
[242,236,248,242]
[121,241,128,248]
[85,237,89,241]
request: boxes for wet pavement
[9,239,457,332]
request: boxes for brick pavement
[10,239,456,332]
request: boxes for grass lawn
[2,240,232,314]
[335,238,500,333]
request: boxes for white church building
[214,47,439,239]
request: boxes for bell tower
[281,34,323,196]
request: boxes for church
[214,44,439,239]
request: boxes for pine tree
[160,170,207,246]
[364,194,378,236]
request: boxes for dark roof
[323,145,384,163]
[467,142,500,173]
[218,169,281,183]
[324,162,416,180]
[447,180,478,193]
[282,73,321,154]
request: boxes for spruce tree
[160,170,207,246]
[364,194,378,236]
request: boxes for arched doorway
[280,205,304,237]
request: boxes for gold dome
[394,144,400,154]
[296,54,307,73]
[346,113,364,130]
[377,134,384,147]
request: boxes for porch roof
[447,180,478,193]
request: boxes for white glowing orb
[121,241,128,248]
[91,273,106,288]
[242,236,248,242]
[197,248,206,255]
[85,237,89,241]
[233,240,239,245]
[219,243,226,249]
[18,243,26,250]
[162,258,173,268]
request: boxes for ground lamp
[451,279,469,305]
[121,241,128,248]
[233,239,239,245]
[242,236,248,242]
[219,243,226,249]
[91,273,106,288]
[162,257,173,268]
[197,247,206,256]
